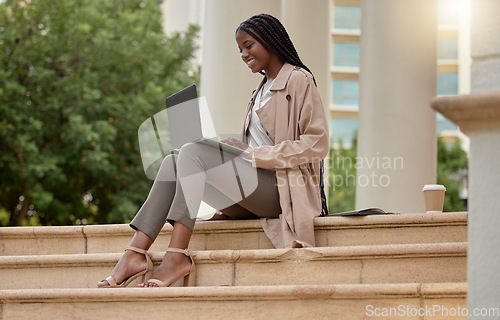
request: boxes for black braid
[236,13,317,86]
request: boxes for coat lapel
[255,63,295,143]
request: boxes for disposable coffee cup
[422,184,446,213]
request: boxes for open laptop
[165,84,249,156]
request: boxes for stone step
[0,283,468,320]
[0,212,468,255]
[0,243,466,290]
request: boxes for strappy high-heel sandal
[99,246,154,288]
[144,248,196,287]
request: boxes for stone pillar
[441,1,500,318]
[161,0,204,34]
[281,0,331,113]
[470,0,500,93]
[200,0,281,137]
[161,0,205,65]
[431,93,500,320]
[356,0,438,213]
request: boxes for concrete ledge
[0,225,84,236]
[0,243,467,268]
[82,212,469,234]
[314,211,467,228]
[431,91,500,133]
[0,212,467,238]
[0,243,467,289]
[0,283,467,303]
[0,225,87,256]
[0,212,468,255]
[0,283,468,320]
[191,242,467,263]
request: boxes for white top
[247,78,275,148]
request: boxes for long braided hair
[236,13,316,86]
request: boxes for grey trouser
[130,142,281,241]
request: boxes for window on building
[437,71,458,95]
[334,4,361,29]
[333,78,359,106]
[331,117,358,146]
[438,36,458,60]
[334,41,360,67]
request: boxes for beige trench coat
[241,62,329,248]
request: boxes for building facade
[330,0,470,150]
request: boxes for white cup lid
[422,184,446,191]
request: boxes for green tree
[0,0,200,226]
[328,134,357,213]
[437,136,468,212]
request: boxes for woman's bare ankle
[98,249,147,287]
[141,252,191,287]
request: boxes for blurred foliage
[437,136,468,212]
[328,135,357,213]
[0,0,200,226]
[328,134,468,213]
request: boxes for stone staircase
[0,212,468,319]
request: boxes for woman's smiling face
[235,30,273,74]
